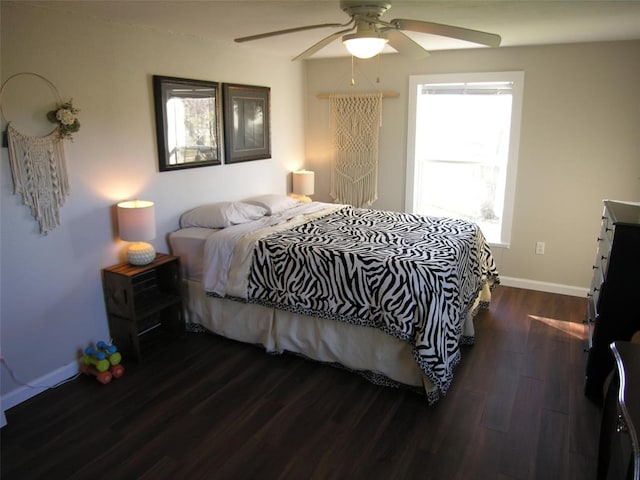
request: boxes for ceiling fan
[234,0,501,61]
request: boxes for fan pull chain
[376,54,381,83]
[351,56,355,86]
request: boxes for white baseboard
[1,361,79,426]
[499,276,588,298]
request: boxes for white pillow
[244,194,300,215]
[179,201,267,229]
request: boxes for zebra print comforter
[206,204,499,400]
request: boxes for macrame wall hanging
[0,72,79,235]
[329,92,383,208]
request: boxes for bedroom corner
[0,1,305,416]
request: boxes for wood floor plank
[542,338,572,413]
[0,286,600,480]
[480,349,523,432]
[499,374,544,479]
[419,388,487,480]
[458,425,510,480]
[533,408,570,480]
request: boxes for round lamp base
[127,242,156,265]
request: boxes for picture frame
[222,83,271,164]
[153,75,222,172]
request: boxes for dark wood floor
[1,286,602,480]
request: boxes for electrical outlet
[536,241,545,255]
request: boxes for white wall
[304,41,640,294]
[0,3,305,408]
[2,3,639,416]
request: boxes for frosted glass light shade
[343,34,388,59]
[117,200,156,265]
[292,170,315,196]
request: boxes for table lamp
[117,200,156,265]
[291,170,315,203]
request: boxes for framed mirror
[153,75,222,171]
[222,83,271,164]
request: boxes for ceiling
[21,1,640,59]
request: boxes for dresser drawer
[589,263,604,314]
[600,212,616,246]
[586,297,597,349]
[596,223,613,276]
[588,244,610,313]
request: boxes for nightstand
[101,253,184,362]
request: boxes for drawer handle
[592,265,599,270]
[601,255,607,261]
[605,227,613,233]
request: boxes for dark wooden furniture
[584,201,640,402]
[101,253,184,361]
[598,341,640,480]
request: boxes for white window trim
[405,71,525,248]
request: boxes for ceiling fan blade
[385,29,430,59]
[292,27,355,61]
[392,19,501,48]
[235,23,346,43]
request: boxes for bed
[169,194,499,404]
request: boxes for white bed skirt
[182,279,492,399]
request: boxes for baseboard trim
[1,361,79,423]
[499,276,588,298]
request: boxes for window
[406,71,524,246]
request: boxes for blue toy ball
[96,341,117,355]
[84,346,106,360]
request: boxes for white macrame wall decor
[1,73,73,234]
[6,124,70,234]
[329,92,383,208]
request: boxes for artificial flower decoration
[47,100,80,140]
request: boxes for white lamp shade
[343,34,388,59]
[117,200,156,242]
[292,170,315,196]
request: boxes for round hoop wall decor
[1,72,72,234]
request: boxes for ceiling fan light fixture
[342,32,388,59]
[237,0,500,61]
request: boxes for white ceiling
[22,1,640,59]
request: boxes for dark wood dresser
[584,200,640,402]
